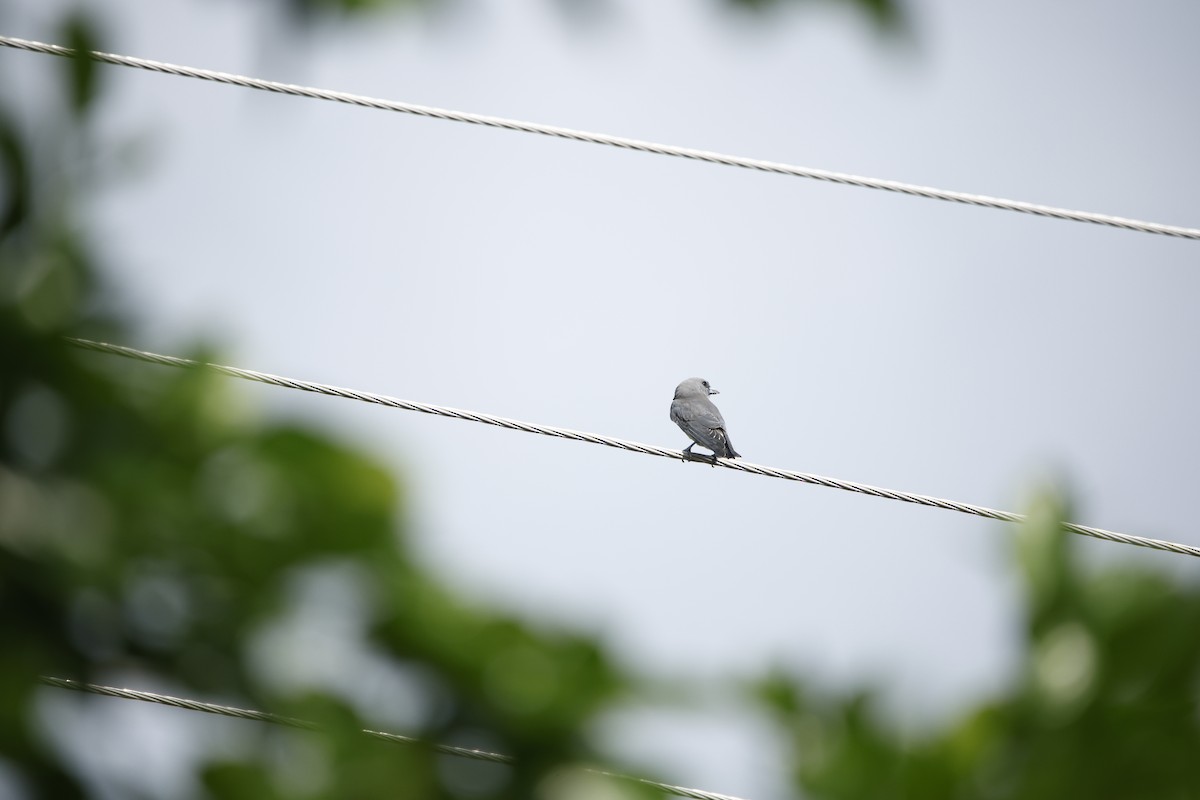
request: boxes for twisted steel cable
[40,677,752,800]
[2,35,1198,240]
[67,337,1200,559]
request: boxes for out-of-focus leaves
[1,13,633,800]
[755,500,1200,799]
[723,0,903,32]
[0,109,30,241]
[3,299,631,797]
[201,761,283,800]
[281,0,430,25]
[59,12,104,116]
[1015,487,1074,629]
[274,0,905,35]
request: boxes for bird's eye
[702,381,709,388]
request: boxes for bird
[670,377,740,463]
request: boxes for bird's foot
[680,449,721,466]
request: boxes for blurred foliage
[0,12,636,800]
[755,490,1200,799]
[276,0,903,34]
[723,0,902,31]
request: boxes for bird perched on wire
[670,377,740,464]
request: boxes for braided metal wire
[66,337,1200,559]
[2,35,1198,240]
[41,677,752,800]
[38,676,315,726]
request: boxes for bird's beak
[708,388,720,396]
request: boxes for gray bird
[670,377,740,462]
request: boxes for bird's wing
[671,398,726,429]
[671,399,730,452]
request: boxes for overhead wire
[66,337,1200,559]
[1,34,1198,240]
[40,676,754,800]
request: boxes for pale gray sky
[7,0,1200,796]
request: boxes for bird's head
[675,377,719,398]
